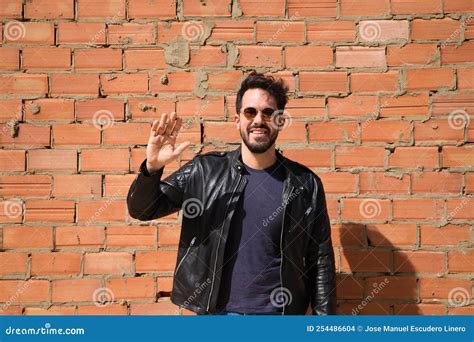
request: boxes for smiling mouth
[249,128,268,136]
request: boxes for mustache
[248,125,269,131]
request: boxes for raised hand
[146,112,191,173]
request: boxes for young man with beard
[127,72,336,315]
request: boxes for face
[235,88,280,154]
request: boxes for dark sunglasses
[241,107,279,122]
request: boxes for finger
[157,112,168,135]
[150,119,160,136]
[170,117,183,138]
[164,112,177,137]
[173,141,191,157]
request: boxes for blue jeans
[216,310,282,316]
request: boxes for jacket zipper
[174,236,196,276]
[279,183,294,315]
[206,173,243,311]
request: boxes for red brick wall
[0,0,472,315]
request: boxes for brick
[108,23,155,45]
[387,44,438,66]
[183,0,231,16]
[78,0,125,19]
[136,249,178,273]
[124,49,166,70]
[25,0,74,19]
[389,147,438,169]
[207,70,243,92]
[366,276,417,300]
[328,95,377,117]
[150,71,196,94]
[256,21,304,43]
[203,121,240,144]
[129,0,176,18]
[176,96,225,120]
[239,0,285,16]
[130,301,180,315]
[318,172,357,193]
[447,198,474,220]
[75,48,122,70]
[106,277,154,300]
[341,198,390,221]
[76,98,125,121]
[300,72,347,93]
[358,20,409,42]
[156,22,186,44]
[380,93,429,117]
[81,149,129,172]
[284,97,325,118]
[359,172,409,194]
[281,148,332,168]
[0,150,24,171]
[414,120,464,142]
[421,224,470,247]
[308,121,357,143]
[31,252,81,275]
[336,275,363,299]
[448,250,474,273]
[0,74,48,96]
[393,198,444,220]
[78,199,127,223]
[285,46,332,68]
[275,121,307,143]
[288,0,336,17]
[336,146,385,167]
[51,73,99,96]
[307,21,355,42]
[28,149,77,172]
[0,48,19,70]
[25,99,74,122]
[158,224,180,247]
[335,47,385,68]
[189,46,226,67]
[394,251,445,273]
[0,252,27,276]
[330,224,365,247]
[340,0,390,16]
[341,250,390,272]
[405,68,453,91]
[431,93,474,116]
[458,68,474,90]
[5,22,54,44]
[411,172,462,194]
[104,174,135,197]
[208,20,254,42]
[394,304,445,315]
[53,124,101,146]
[58,22,106,45]
[367,223,417,246]
[3,226,53,249]
[157,276,173,292]
[444,0,474,12]
[0,98,21,121]
[361,120,410,143]
[0,175,51,197]
[0,0,22,18]
[412,18,462,40]
[53,174,102,198]
[25,306,76,315]
[77,304,127,315]
[128,97,175,119]
[26,200,75,223]
[235,46,282,68]
[351,71,399,93]
[0,123,50,147]
[442,42,474,65]
[84,252,132,275]
[0,280,49,303]
[442,146,474,167]
[100,73,148,95]
[107,225,155,247]
[0,200,22,223]
[103,123,149,145]
[55,226,105,248]
[391,0,442,14]
[419,277,471,299]
[52,278,102,302]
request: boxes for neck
[240,143,277,170]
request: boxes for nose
[252,111,265,126]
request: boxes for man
[127,72,336,315]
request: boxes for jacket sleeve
[306,175,337,315]
[127,157,197,221]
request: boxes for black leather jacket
[127,145,336,315]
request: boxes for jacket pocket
[174,236,196,276]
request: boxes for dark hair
[235,71,289,114]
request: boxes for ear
[234,113,240,129]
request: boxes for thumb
[173,141,191,157]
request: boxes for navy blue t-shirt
[216,159,286,313]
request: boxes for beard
[240,124,278,154]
